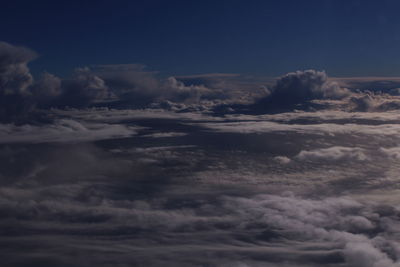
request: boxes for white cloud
[296,146,368,161]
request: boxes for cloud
[0,119,141,144]
[0,41,37,121]
[296,146,368,162]
[379,147,400,160]
[0,41,36,95]
[30,72,62,107]
[253,70,350,112]
[349,92,400,112]
[4,40,400,120]
[5,40,400,267]
[344,242,396,267]
[274,156,291,164]
[31,72,62,98]
[0,42,113,121]
[92,64,260,109]
[141,132,187,138]
[2,183,398,266]
[333,77,400,93]
[196,119,400,137]
[91,64,161,107]
[54,67,112,108]
[1,102,400,266]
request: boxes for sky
[3,0,400,77]
[4,1,400,267]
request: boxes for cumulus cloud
[0,42,37,121]
[78,64,252,110]
[0,42,113,121]
[349,92,400,112]
[91,64,161,107]
[0,41,36,95]
[254,70,350,112]
[31,72,62,98]
[55,67,112,108]
[91,64,260,109]
[30,72,62,107]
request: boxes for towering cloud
[254,70,350,112]
[0,41,36,95]
[0,42,38,121]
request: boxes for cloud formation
[0,41,36,95]
[0,42,37,121]
[254,70,350,112]
[5,39,400,122]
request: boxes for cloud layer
[3,40,400,266]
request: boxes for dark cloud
[0,42,112,121]
[0,42,37,122]
[30,72,62,107]
[91,64,161,107]
[0,41,36,94]
[55,67,111,108]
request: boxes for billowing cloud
[0,42,37,121]
[91,64,161,107]
[55,67,111,108]
[254,70,350,112]
[0,41,36,95]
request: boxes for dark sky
[2,0,400,77]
